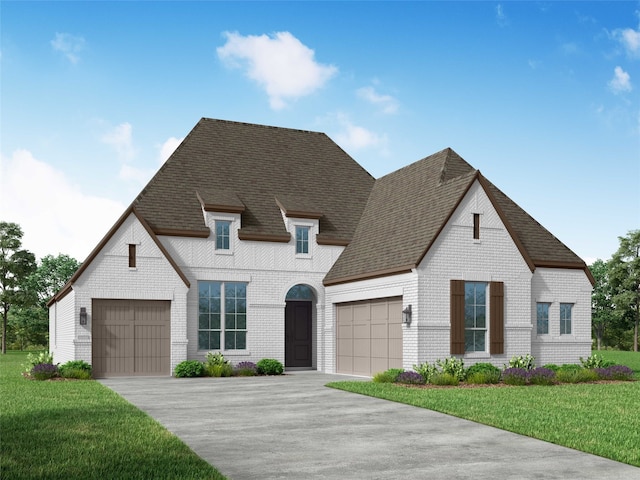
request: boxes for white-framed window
[560,303,572,335]
[536,302,550,335]
[295,226,310,254]
[198,281,247,350]
[215,220,231,250]
[465,282,487,352]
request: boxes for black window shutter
[490,281,504,354]
[450,280,465,354]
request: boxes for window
[464,282,487,352]
[128,244,136,268]
[536,303,550,334]
[560,303,572,335]
[295,226,309,254]
[215,221,231,250]
[473,213,480,240]
[198,281,247,350]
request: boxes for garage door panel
[336,296,402,376]
[92,299,170,377]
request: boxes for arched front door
[285,285,313,368]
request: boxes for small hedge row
[373,353,635,386]
[174,353,284,378]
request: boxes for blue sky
[1,1,638,265]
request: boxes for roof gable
[133,118,375,244]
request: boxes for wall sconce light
[402,305,412,325]
[79,307,87,326]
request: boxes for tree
[590,259,615,350]
[26,254,80,307]
[0,222,36,354]
[608,230,640,352]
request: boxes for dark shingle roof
[324,148,590,285]
[133,118,375,244]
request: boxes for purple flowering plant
[235,361,257,376]
[527,367,556,385]
[595,365,634,381]
[31,363,59,381]
[501,367,528,385]
[396,371,425,385]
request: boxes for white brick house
[49,118,593,377]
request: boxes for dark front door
[285,301,312,368]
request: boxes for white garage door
[336,297,403,376]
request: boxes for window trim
[295,225,311,256]
[536,302,550,335]
[215,220,231,251]
[198,281,247,351]
[560,303,573,335]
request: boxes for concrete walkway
[101,372,640,480]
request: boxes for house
[48,118,594,377]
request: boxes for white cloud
[217,31,338,110]
[356,86,398,114]
[333,114,387,151]
[158,136,183,163]
[118,164,154,184]
[101,122,135,161]
[608,66,632,94]
[51,32,86,64]
[0,149,124,261]
[613,26,640,58]
[495,4,509,27]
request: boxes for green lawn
[328,350,640,467]
[0,352,226,480]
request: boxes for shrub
[502,367,528,386]
[205,363,233,377]
[256,358,284,375]
[558,363,582,372]
[436,357,465,381]
[465,362,500,380]
[507,354,535,370]
[24,351,54,375]
[580,353,606,369]
[205,351,229,367]
[59,360,92,378]
[413,362,437,383]
[430,372,459,386]
[30,363,59,381]
[594,365,634,381]
[542,363,560,372]
[396,371,425,385]
[556,368,598,384]
[528,367,556,386]
[466,371,501,384]
[373,368,404,383]
[174,360,204,378]
[234,361,257,376]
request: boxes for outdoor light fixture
[402,305,412,325]
[79,307,87,326]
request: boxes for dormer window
[296,226,309,254]
[215,220,231,250]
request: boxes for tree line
[1,221,639,353]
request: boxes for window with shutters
[451,280,504,355]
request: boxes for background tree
[608,230,640,352]
[590,259,614,350]
[0,222,36,354]
[26,254,81,307]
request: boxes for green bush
[373,368,404,383]
[465,362,500,380]
[59,360,92,378]
[556,368,598,384]
[23,351,54,375]
[542,363,560,372]
[205,351,229,367]
[558,363,582,372]
[413,362,437,383]
[205,363,233,377]
[580,353,606,369]
[466,371,501,384]
[430,372,459,386]
[174,360,205,378]
[436,357,465,381]
[256,358,284,375]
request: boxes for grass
[328,350,640,467]
[0,352,226,480]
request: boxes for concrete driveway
[101,371,640,480]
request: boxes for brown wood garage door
[336,297,402,376]
[92,299,170,377]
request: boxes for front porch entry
[284,284,314,368]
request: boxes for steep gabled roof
[133,118,375,245]
[324,148,592,286]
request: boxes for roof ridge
[200,117,327,136]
